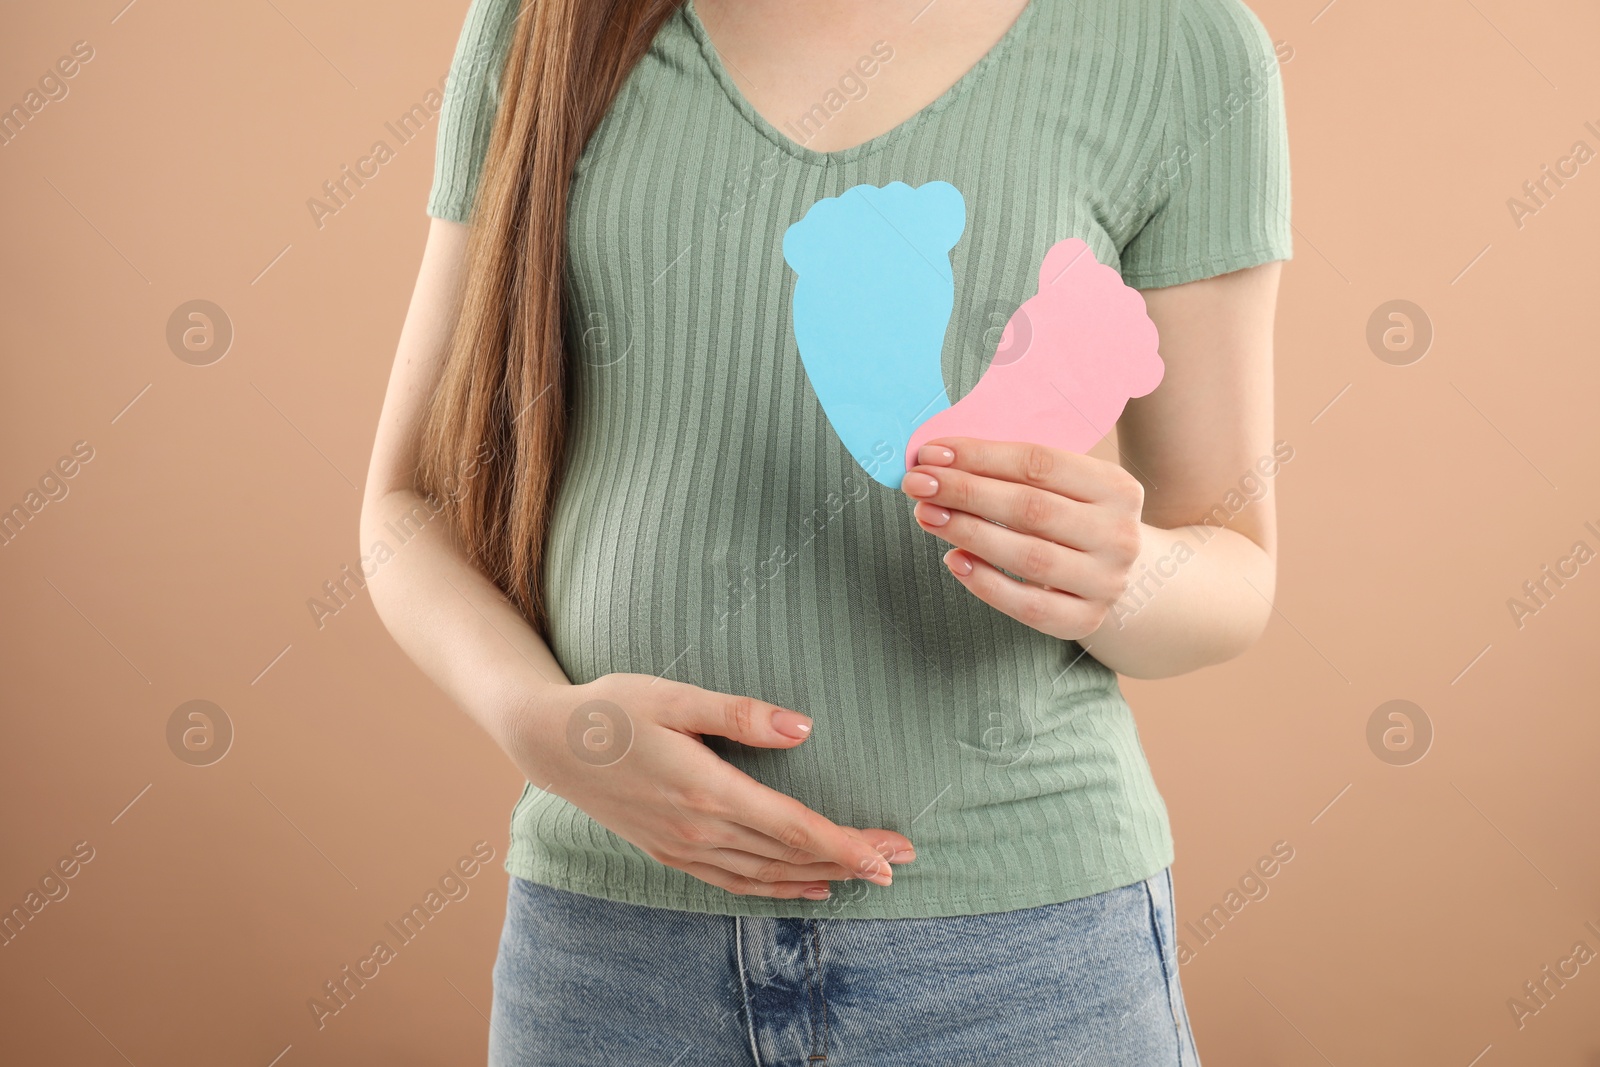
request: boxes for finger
[914,503,1122,600]
[905,463,1107,550]
[638,797,854,882]
[679,861,834,901]
[692,818,916,871]
[942,548,1107,640]
[694,821,917,872]
[689,846,861,883]
[663,760,894,883]
[676,816,858,872]
[845,826,917,863]
[730,777,894,884]
[657,684,815,750]
[912,437,1141,507]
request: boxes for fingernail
[944,550,973,576]
[918,504,951,527]
[772,710,813,739]
[802,885,831,901]
[890,848,916,863]
[857,855,891,880]
[901,472,939,497]
[918,445,955,466]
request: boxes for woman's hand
[901,437,1145,640]
[506,673,915,901]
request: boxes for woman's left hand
[901,437,1146,640]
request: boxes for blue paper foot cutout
[783,181,967,487]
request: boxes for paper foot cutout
[906,238,1164,468]
[784,181,967,487]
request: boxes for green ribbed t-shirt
[426,0,1291,918]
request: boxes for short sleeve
[1117,0,1292,289]
[426,0,522,223]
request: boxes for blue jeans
[487,868,1202,1065]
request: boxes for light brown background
[2,0,1597,1063]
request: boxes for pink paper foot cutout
[906,238,1165,466]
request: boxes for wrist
[488,675,576,782]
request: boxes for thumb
[671,691,814,750]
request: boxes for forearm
[1081,520,1274,679]
[360,487,572,761]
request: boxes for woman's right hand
[504,673,916,901]
[362,220,911,904]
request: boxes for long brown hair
[418,0,682,638]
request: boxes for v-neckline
[679,0,1039,167]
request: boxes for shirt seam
[1119,241,1292,287]
[503,847,1177,919]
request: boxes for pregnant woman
[361,0,1291,1062]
